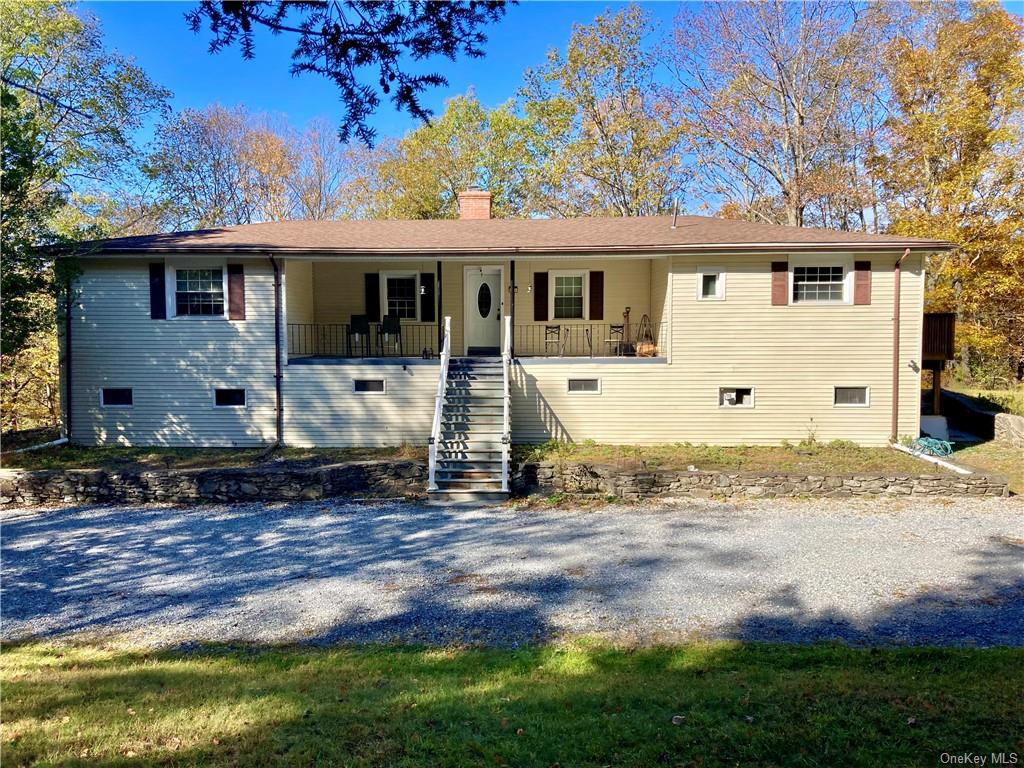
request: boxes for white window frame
[718,386,755,409]
[833,385,870,408]
[165,259,229,320]
[696,267,726,301]
[353,378,387,394]
[380,271,420,322]
[549,270,589,321]
[567,378,602,395]
[99,387,134,408]
[213,388,247,408]
[788,255,853,305]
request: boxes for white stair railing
[501,314,512,493]
[427,316,452,492]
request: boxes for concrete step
[436,468,503,481]
[447,381,503,389]
[441,416,504,426]
[439,458,502,470]
[437,449,504,460]
[438,477,504,490]
[437,435,506,444]
[440,403,503,415]
[426,488,509,504]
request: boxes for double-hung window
[382,273,418,320]
[173,267,225,317]
[792,266,844,303]
[551,271,587,320]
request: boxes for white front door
[464,267,502,355]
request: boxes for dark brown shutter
[589,271,604,320]
[364,273,381,321]
[227,264,245,320]
[771,261,788,306]
[419,273,435,322]
[149,263,166,319]
[853,260,871,305]
[533,271,548,322]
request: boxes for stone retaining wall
[0,460,427,507]
[994,412,1024,449]
[515,462,1008,499]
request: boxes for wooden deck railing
[923,313,955,361]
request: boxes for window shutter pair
[148,262,246,319]
[770,260,871,305]
[532,271,604,321]
[363,272,436,321]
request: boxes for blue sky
[84,1,682,144]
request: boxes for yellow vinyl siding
[305,259,659,357]
[284,260,314,324]
[511,252,923,446]
[282,363,437,447]
[69,258,277,446]
[68,251,925,448]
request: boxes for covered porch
[283,256,671,361]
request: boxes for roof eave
[67,240,956,258]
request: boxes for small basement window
[214,388,246,407]
[719,387,754,408]
[567,378,601,394]
[353,379,386,394]
[697,268,725,300]
[101,388,133,407]
[834,386,869,407]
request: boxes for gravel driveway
[2,497,1022,647]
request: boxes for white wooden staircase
[428,316,511,503]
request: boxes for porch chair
[377,314,403,356]
[544,325,565,357]
[346,314,370,358]
[603,324,625,357]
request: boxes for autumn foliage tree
[873,2,1024,384]
[521,6,686,217]
[666,1,871,227]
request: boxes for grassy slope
[0,445,426,472]
[3,642,1021,767]
[953,442,1023,494]
[514,441,941,475]
[1,442,939,477]
[946,384,1024,417]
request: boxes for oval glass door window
[477,283,492,318]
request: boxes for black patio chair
[346,315,370,357]
[377,314,403,356]
[603,324,625,356]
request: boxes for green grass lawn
[952,441,1024,494]
[946,384,1024,416]
[3,642,1020,767]
[0,444,426,472]
[514,440,942,476]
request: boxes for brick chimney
[457,187,492,220]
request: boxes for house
[60,189,953,498]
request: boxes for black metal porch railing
[513,322,667,358]
[288,321,668,359]
[288,323,439,359]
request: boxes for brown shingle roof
[72,215,953,257]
